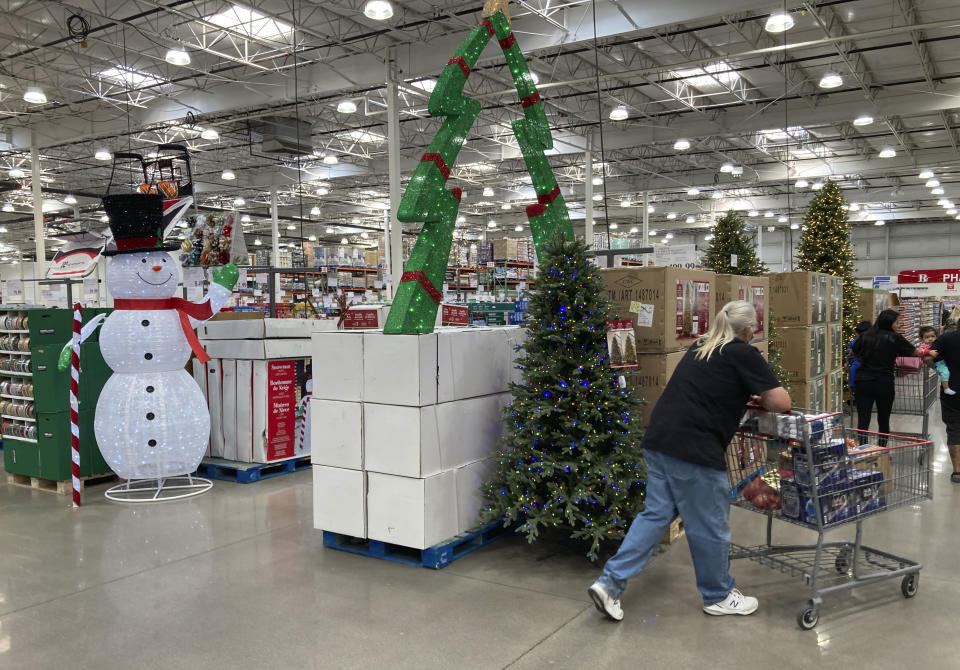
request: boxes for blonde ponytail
[694,300,757,361]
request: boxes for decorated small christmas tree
[481,234,646,560]
[796,180,861,343]
[610,335,624,367]
[623,334,637,366]
[702,210,768,276]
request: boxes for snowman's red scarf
[112,298,214,364]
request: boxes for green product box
[78,342,112,410]
[31,349,69,412]
[27,307,111,345]
[36,410,110,481]
[3,438,41,477]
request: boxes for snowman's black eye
[162,258,167,263]
[141,258,147,263]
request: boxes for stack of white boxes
[311,327,524,550]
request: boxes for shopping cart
[727,408,932,629]
[891,362,940,439]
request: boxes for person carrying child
[847,321,872,389]
[919,325,955,396]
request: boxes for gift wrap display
[310,327,523,548]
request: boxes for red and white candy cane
[296,393,311,453]
[70,302,82,507]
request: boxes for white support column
[757,223,763,267]
[270,187,279,267]
[781,232,788,271]
[642,191,649,267]
[885,225,891,276]
[584,150,593,246]
[387,52,403,295]
[30,132,46,278]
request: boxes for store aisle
[1,408,958,669]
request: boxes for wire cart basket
[890,362,940,439]
[727,408,933,629]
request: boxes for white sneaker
[588,581,624,621]
[702,588,759,616]
[945,387,956,396]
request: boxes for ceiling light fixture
[918,170,934,180]
[316,187,329,196]
[932,187,945,195]
[94,149,111,161]
[620,199,631,208]
[790,223,800,230]
[100,215,109,223]
[673,138,691,151]
[665,233,674,240]
[2,203,13,213]
[704,233,714,241]
[363,0,394,20]
[926,179,940,188]
[687,187,700,196]
[287,224,296,230]
[310,206,321,216]
[221,169,235,181]
[647,205,655,213]
[712,190,723,199]
[667,212,677,220]
[337,100,358,114]
[630,226,639,234]
[778,216,788,223]
[819,71,843,89]
[812,181,824,190]
[514,225,524,232]
[767,226,775,232]
[649,230,658,236]
[340,237,349,244]
[8,168,24,179]
[764,211,774,218]
[309,235,317,241]
[609,105,629,121]
[948,208,958,216]
[795,179,809,188]
[748,209,759,217]
[360,232,369,239]
[241,215,251,223]
[200,128,219,141]
[874,220,885,226]
[592,176,603,186]
[322,154,339,165]
[483,187,495,197]
[765,12,794,33]
[63,195,77,205]
[488,220,497,228]
[685,215,696,224]
[720,162,734,173]
[850,203,860,212]
[878,147,897,158]
[502,202,513,209]
[233,197,245,206]
[326,227,334,233]
[457,216,466,224]
[592,194,603,201]
[165,46,190,66]
[23,87,47,105]
[609,223,619,230]
[853,114,873,126]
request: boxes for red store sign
[441,304,469,326]
[343,308,381,329]
[898,269,960,284]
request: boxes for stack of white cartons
[311,327,524,550]
[194,315,338,463]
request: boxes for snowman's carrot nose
[152,265,163,271]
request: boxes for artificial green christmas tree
[796,180,861,344]
[481,234,646,560]
[702,210,768,275]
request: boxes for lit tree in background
[702,210,768,275]
[766,310,791,390]
[796,180,861,343]
[481,234,646,560]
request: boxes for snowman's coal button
[141,319,150,327]
[148,439,157,447]
[146,412,155,420]
[144,353,153,360]
[146,386,154,393]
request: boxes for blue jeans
[597,449,735,606]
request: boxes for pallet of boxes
[601,266,720,543]
[768,272,844,413]
[310,326,526,567]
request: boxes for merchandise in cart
[890,362,939,439]
[727,407,932,629]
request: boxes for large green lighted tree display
[384,5,574,334]
[702,210,768,275]
[796,180,861,343]
[481,234,646,560]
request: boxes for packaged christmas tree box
[771,325,826,381]
[827,274,843,323]
[787,375,826,414]
[492,238,520,261]
[601,266,716,353]
[621,350,687,427]
[826,322,845,372]
[714,274,769,341]
[858,288,894,324]
[768,271,829,327]
[825,368,844,414]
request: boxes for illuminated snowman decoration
[94,194,238,480]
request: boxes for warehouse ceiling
[1,0,959,259]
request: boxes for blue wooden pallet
[323,520,517,569]
[195,455,311,483]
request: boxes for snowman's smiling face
[106,250,180,299]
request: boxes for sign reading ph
[899,269,960,284]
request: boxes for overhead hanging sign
[898,269,960,284]
[46,231,107,279]
[653,244,699,268]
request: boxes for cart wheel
[835,549,852,574]
[797,602,819,630]
[901,574,919,598]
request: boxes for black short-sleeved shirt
[642,339,781,470]
[933,330,960,398]
[853,330,916,383]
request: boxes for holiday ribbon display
[384,8,574,334]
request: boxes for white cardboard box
[364,403,441,478]
[191,359,209,454]
[437,328,511,403]
[313,465,366,538]
[310,398,362,470]
[235,360,253,462]
[200,338,312,359]
[220,360,237,461]
[367,471,458,550]
[199,317,332,339]
[455,458,496,534]
[436,393,509,470]
[312,331,364,402]
[363,332,438,406]
[205,359,224,459]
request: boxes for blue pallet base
[195,455,311,483]
[323,520,517,569]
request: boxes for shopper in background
[933,327,960,483]
[918,326,955,396]
[588,301,790,622]
[852,309,923,436]
[847,320,872,389]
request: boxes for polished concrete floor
[2,409,959,670]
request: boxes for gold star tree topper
[483,0,511,23]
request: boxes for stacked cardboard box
[310,327,524,549]
[769,272,842,413]
[714,275,769,342]
[601,267,716,426]
[859,288,893,324]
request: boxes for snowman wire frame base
[104,473,213,503]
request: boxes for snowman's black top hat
[101,193,178,256]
